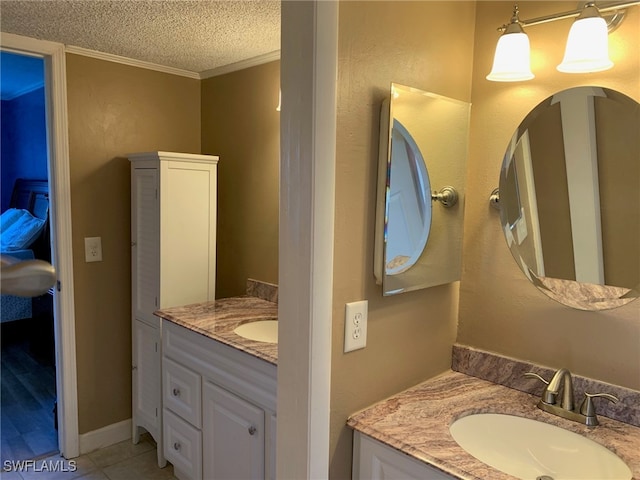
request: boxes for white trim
[277,2,337,479]
[0,32,80,459]
[79,419,132,455]
[64,45,200,79]
[199,50,281,78]
[552,87,606,284]
[64,44,280,80]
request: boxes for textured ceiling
[0,0,281,74]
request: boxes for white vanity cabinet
[353,432,457,480]
[129,151,219,467]
[162,319,277,480]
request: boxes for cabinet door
[354,433,456,480]
[160,161,216,308]
[132,319,160,436]
[203,381,265,479]
[132,167,159,324]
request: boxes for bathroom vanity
[348,352,640,480]
[155,295,277,480]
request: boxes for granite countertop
[348,370,640,480]
[154,295,278,365]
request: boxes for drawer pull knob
[172,388,181,397]
[248,426,257,436]
[174,442,181,451]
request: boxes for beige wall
[66,53,200,433]
[201,61,280,299]
[458,1,640,389]
[330,2,476,478]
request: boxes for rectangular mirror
[374,83,471,295]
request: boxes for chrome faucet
[524,368,618,426]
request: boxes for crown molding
[64,45,200,79]
[200,50,280,79]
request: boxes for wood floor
[1,318,58,463]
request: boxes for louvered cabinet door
[131,166,160,324]
[133,319,160,435]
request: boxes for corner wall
[458,1,640,389]
[1,87,48,210]
[330,2,476,477]
[201,61,280,299]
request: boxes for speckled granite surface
[452,344,640,427]
[246,278,278,303]
[154,296,277,365]
[535,276,636,310]
[348,370,640,480]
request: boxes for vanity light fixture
[276,89,281,112]
[487,1,640,82]
[557,3,613,73]
[486,5,534,82]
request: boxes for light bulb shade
[557,16,613,73]
[486,32,534,82]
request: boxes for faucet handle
[524,372,550,385]
[579,392,618,426]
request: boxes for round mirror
[385,118,432,276]
[499,86,639,311]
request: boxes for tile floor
[1,435,177,480]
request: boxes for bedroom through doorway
[0,50,58,462]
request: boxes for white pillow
[0,209,46,251]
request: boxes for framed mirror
[498,86,639,311]
[375,83,471,295]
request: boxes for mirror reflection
[385,119,432,276]
[499,86,640,310]
[375,83,471,295]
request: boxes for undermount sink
[233,320,278,343]
[449,413,631,480]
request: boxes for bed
[1,179,50,323]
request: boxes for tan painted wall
[201,61,280,299]
[458,2,640,389]
[330,2,476,477]
[66,53,200,434]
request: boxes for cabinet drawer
[164,408,202,480]
[163,357,201,427]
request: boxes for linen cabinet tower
[129,151,219,467]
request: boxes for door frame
[277,1,338,477]
[1,32,80,458]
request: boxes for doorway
[0,33,79,460]
[0,51,58,462]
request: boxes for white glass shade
[486,32,534,82]
[557,16,613,73]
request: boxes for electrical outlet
[84,237,103,262]
[344,300,367,352]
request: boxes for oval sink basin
[233,320,278,343]
[449,414,631,480]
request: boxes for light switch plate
[344,300,367,352]
[85,237,103,262]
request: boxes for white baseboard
[79,418,132,455]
